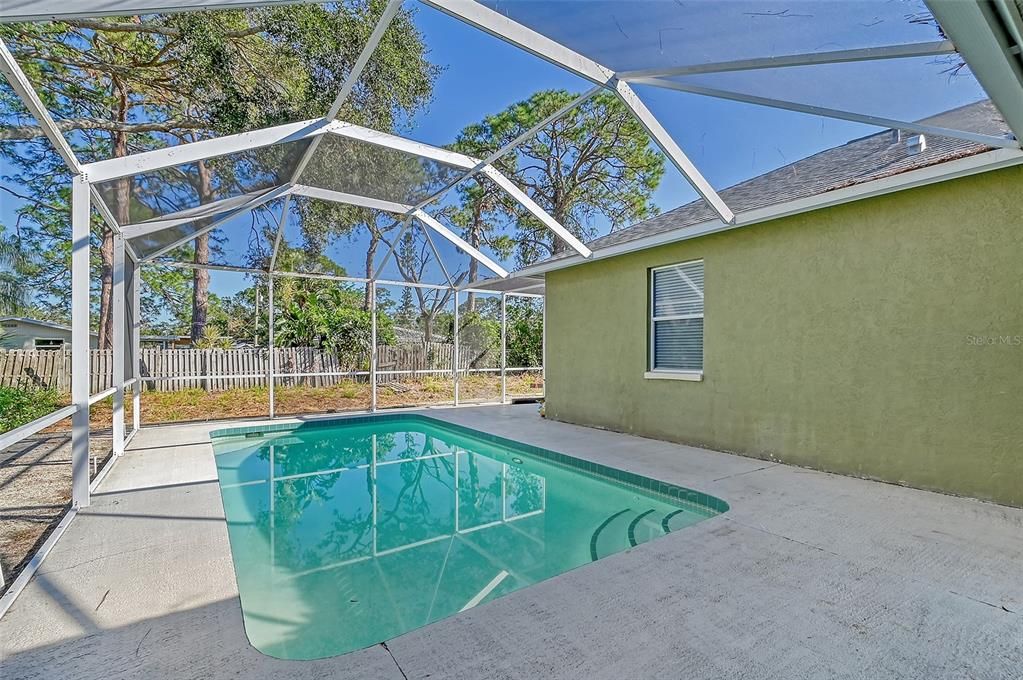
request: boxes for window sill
[644,370,703,382]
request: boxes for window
[648,260,704,378]
[34,338,64,350]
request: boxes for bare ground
[0,431,112,596]
[89,374,543,424]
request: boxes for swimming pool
[210,414,728,660]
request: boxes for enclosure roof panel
[473,0,953,73]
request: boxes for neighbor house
[517,101,1023,507]
[0,316,99,350]
[0,317,190,350]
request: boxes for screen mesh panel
[96,140,308,223]
[300,133,467,207]
[661,57,994,136]
[476,0,948,72]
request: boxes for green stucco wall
[546,165,1023,507]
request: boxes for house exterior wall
[545,165,1023,507]
[0,320,99,350]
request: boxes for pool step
[589,507,680,561]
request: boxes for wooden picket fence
[0,342,500,393]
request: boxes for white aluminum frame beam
[629,76,1021,150]
[422,225,455,286]
[0,1,302,22]
[612,79,735,223]
[404,85,602,216]
[268,194,292,272]
[70,175,91,509]
[289,0,404,184]
[285,182,509,278]
[328,122,478,169]
[82,118,331,184]
[122,188,277,239]
[413,209,509,278]
[0,39,82,174]
[131,258,141,432]
[419,0,735,225]
[140,184,292,262]
[372,218,410,283]
[421,0,614,84]
[112,232,126,456]
[618,40,958,80]
[927,0,1023,142]
[480,167,592,257]
[290,184,415,214]
[77,112,590,258]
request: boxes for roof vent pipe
[905,134,927,155]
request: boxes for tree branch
[0,117,208,140]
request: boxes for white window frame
[646,259,704,381]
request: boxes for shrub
[0,386,64,433]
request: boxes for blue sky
[0,1,990,302]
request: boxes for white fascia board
[512,148,1023,278]
[631,77,1021,150]
[481,166,591,258]
[327,122,478,169]
[0,0,302,22]
[618,40,957,80]
[413,209,509,278]
[926,0,1023,143]
[419,0,615,86]
[82,118,331,184]
[0,40,81,173]
[290,184,414,214]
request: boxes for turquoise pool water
[210,414,727,660]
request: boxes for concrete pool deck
[1,404,1020,679]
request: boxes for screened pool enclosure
[1,0,1021,519]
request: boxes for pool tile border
[210,413,729,516]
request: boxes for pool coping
[210,412,730,516]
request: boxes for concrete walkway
[1,405,1020,679]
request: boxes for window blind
[651,260,704,372]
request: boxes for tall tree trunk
[99,79,131,349]
[550,208,570,256]
[466,213,482,313]
[191,160,213,343]
[363,229,378,311]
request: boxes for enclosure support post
[541,295,546,399]
[453,289,460,406]
[70,175,91,508]
[370,280,378,413]
[268,275,275,419]
[132,259,141,432]
[500,293,507,404]
[112,232,125,456]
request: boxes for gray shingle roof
[556,100,1011,259]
